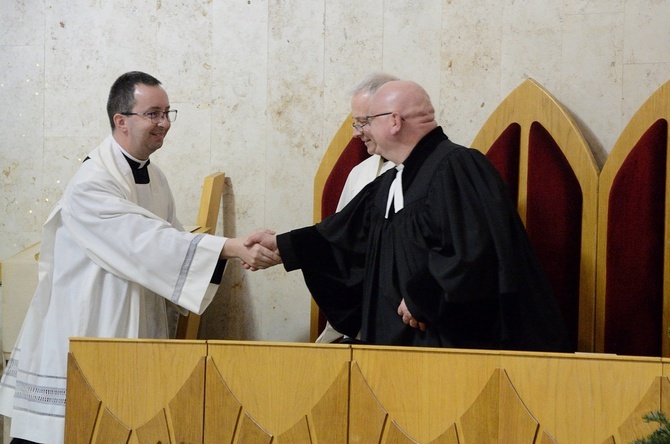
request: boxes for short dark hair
[107,71,162,131]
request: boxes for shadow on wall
[199,264,257,340]
[198,177,256,340]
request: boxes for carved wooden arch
[596,79,670,357]
[471,78,599,353]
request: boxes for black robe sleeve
[277,182,381,337]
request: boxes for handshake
[225,229,281,271]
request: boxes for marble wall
[1,0,669,343]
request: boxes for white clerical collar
[112,138,150,169]
[385,164,405,218]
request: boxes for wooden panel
[498,351,662,443]
[65,340,670,443]
[207,341,351,438]
[96,408,131,444]
[204,357,242,443]
[385,420,420,444]
[352,346,664,444]
[309,361,350,443]
[351,346,500,443]
[662,361,670,413]
[276,415,312,443]
[460,368,539,443]
[428,424,460,444]
[135,409,170,444]
[459,369,500,443]
[65,352,102,443]
[195,172,226,235]
[538,430,559,444]
[616,376,663,443]
[66,338,207,440]
[349,361,388,443]
[497,369,540,442]
[168,357,206,443]
[237,413,273,443]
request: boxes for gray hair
[349,72,400,97]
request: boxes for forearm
[219,236,239,259]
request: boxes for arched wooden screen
[312,115,369,341]
[596,80,670,357]
[471,79,599,353]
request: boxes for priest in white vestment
[0,71,280,444]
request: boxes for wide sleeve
[61,172,225,314]
[423,148,517,303]
[277,184,378,337]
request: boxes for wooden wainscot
[66,339,670,443]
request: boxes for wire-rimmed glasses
[121,110,178,123]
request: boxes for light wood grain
[67,338,206,434]
[207,340,351,439]
[66,339,670,443]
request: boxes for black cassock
[278,127,571,352]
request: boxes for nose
[157,114,170,127]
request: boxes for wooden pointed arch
[471,78,599,352]
[596,79,670,357]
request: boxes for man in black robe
[251,80,570,352]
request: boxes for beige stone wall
[1,0,669,344]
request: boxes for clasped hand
[223,229,281,270]
[241,229,281,271]
[240,232,425,331]
[397,298,426,331]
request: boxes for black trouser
[11,439,40,444]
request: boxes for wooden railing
[66,338,669,443]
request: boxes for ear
[113,113,128,132]
[390,112,403,135]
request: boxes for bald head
[372,80,436,123]
[364,80,438,164]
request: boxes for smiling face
[362,105,395,162]
[114,84,171,160]
[361,81,406,164]
[351,91,378,155]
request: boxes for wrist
[221,237,241,259]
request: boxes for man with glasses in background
[316,72,398,343]
[0,71,280,444]
[249,80,570,353]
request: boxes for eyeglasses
[352,120,369,132]
[121,110,178,123]
[365,112,393,122]
[351,112,394,132]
